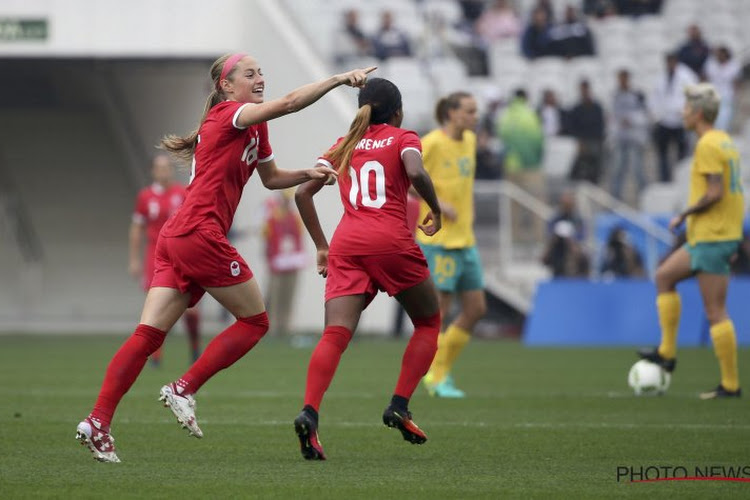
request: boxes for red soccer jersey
[162,100,274,237]
[319,123,422,256]
[133,183,187,246]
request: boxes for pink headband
[217,53,247,90]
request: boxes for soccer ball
[628,360,671,396]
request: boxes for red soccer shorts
[151,228,253,307]
[325,244,430,307]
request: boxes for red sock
[304,326,353,412]
[183,308,201,356]
[179,312,268,394]
[394,313,440,399]
[90,324,166,427]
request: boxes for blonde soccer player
[639,83,743,399]
[418,92,487,398]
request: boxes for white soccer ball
[628,360,671,396]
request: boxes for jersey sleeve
[132,190,147,224]
[258,121,274,163]
[208,101,249,131]
[694,138,724,176]
[399,130,422,159]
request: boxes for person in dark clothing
[549,5,596,58]
[677,24,711,78]
[566,80,605,183]
[600,227,645,278]
[521,7,554,59]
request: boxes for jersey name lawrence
[320,123,422,256]
[162,101,274,237]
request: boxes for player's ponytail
[323,77,402,176]
[325,104,372,176]
[160,54,236,163]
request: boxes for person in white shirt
[650,52,698,182]
[705,46,741,132]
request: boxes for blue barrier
[524,278,750,346]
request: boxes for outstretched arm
[236,67,376,128]
[403,150,442,235]
[256,159,337,190]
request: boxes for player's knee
[134,324,167,354]
[412,312,441,334]
[322,325,353,351]
[704,305,727,325]
[238,311,270,335]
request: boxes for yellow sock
[440,324,471,379]
[656,292,680,359]
[710,320,740,392]
[426,333,448,383]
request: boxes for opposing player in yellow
[418,92,487,398]
[639,83,743,399]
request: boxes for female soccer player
[639,83,743,399]
[418,92,487,398]
[292,78,443,460]
[75,53,374,463]
[129,153,201,366]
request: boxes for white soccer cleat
[159,383,203,438]
[75,417,121,463]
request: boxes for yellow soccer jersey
[686,129,744,245]
[417,129,476,249]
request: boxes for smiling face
[221,56,265,104]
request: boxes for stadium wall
[525,279,750,346]
[0,0,399,333]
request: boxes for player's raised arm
[235,66,377,128]
[256,158,338,190]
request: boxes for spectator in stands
[650,52,698,182]
[549,5,596,59]
[583,0,617,18]
[332,9,373,66]
[547,190,585,241]
[533,0,556,22]
[705,46,741,132]
[611,69,649,201]
[542,219,590,278]
[475,0,521,43]
[372,10,412,61]
[600,226,645,278]
[566,80,605,184]
[498,88,546,241]
[262,190,307,340]
[677,25,710,78]
[538,88,564,137]
[476,87,504,180]
[614,0,662,17]
[457,0,486,26]
[521,7,554,60]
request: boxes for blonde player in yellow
[418,92,487,398]
[639,83,743,399]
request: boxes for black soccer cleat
[294,410,326,460]
[637,347,676,373]
[382,406,427,445]
[699,384,742,400]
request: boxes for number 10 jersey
[318,123,423,256]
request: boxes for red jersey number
[348,161,387,210]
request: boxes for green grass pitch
[0,334,748,499]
